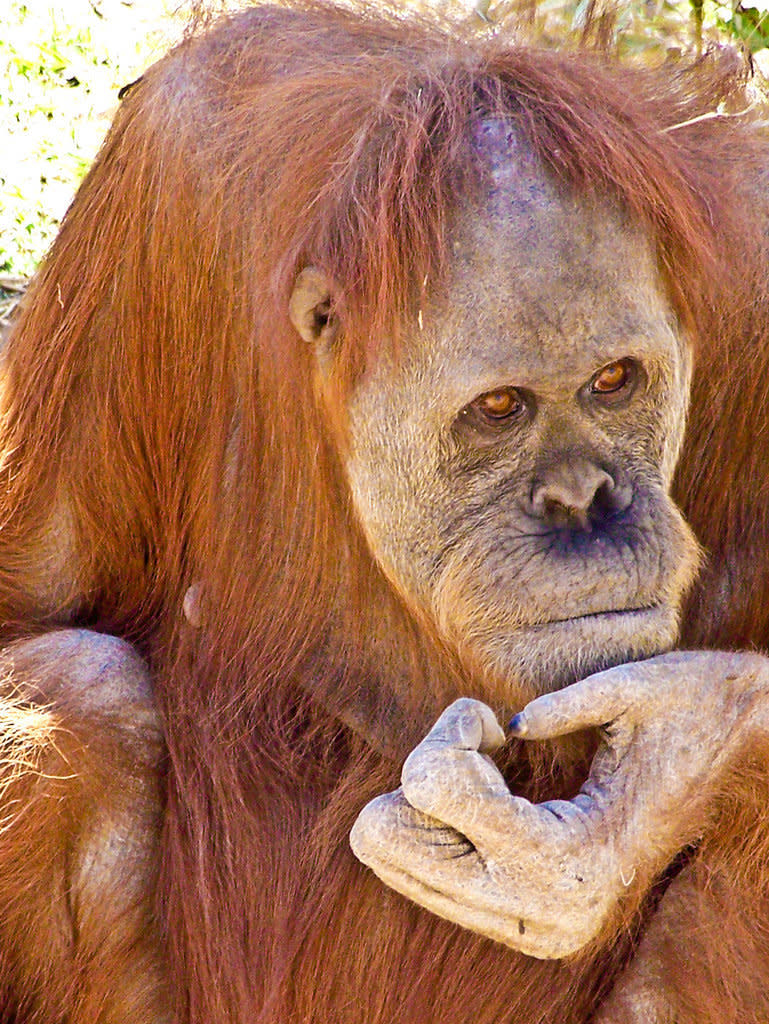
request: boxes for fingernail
[508,712,528,737]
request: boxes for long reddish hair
[1,3,767,1021]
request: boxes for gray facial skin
[344,129,698,696]
[291,129,769,998]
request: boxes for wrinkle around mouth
[526,604,661,631]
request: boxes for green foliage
[715,2,769,51]
[0,0,183,277]
[470,0,769,56]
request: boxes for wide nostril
[593,476,632,518]
[529,461,631,531]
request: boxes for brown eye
[473,387,523,421]
[590,359,634,395]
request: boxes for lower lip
[529,606,660,631]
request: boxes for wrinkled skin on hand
[350,650,769,959]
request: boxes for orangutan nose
[529,456,631,531]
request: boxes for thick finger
[418,698,506,753]
[509,664,643,740]
[349,791,554,953]
[402,736,581,850]
[350,789,495,908]
[400,700,548,843]
[350,789,473,869]
[350,789,609,959]
[359,855,581,959]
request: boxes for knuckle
[447,696,486,716]
[401,752,449,814]
[349,792,402,861]
[431,698,487,746]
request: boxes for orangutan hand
[349,651,769,958]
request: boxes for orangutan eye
[589,359,636,397]
[471,387,524,422]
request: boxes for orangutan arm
[0,630,169,1024]
[350,650,769,960]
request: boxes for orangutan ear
[288,267,339,352]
